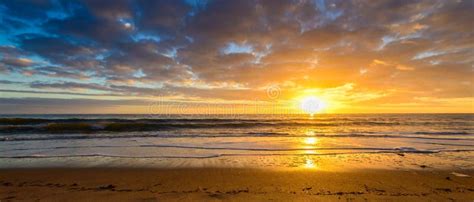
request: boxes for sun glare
[300,96,326,115]
[304,137,318,145]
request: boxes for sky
[0,0,473,114]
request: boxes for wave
[1,117,473,134]
[1,149,473,159]
[0,144,444,152]
[1,132,474,142]
[422,142,474,147]
[414,131,470,135]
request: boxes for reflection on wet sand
[302,129,320,149]
[301,131,320,169]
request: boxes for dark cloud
[136,0,191,35]
[20,36,99,68]
[103,41,190,82]
[81,0,134,20]
[44,11,133,44]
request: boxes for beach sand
[1,168,473,201]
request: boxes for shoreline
[2,151,474,171]
[1,168,473,201]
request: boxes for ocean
[0,114,473,169]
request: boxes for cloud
[0,80,25,84]
[1,57,34,67]
[0,46,37,71]
[395,65,415,71]
[30,81,112,92]
[370,59,414,71]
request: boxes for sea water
[0,114,473,169]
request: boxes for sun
[299,96,326,115]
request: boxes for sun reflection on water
[304,137,318,145]
[301,129,321,169]
[304,157,318,169]
[304,150,316,154]
[305,130,315,136]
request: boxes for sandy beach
[1,115,473,201]
[1,168,473,201]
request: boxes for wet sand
[1,168,473,201]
